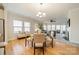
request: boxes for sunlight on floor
[13,44,24,54]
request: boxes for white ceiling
[3,3,79,24]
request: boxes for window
[43,25,47,30]
[35,24,38,31]
[13,20,31,34]
[51,25,55,30]
[24,22,30,32]
[47,25,51,31]
[61,25,66,31]
[13,20,22,33]
[43,24,56,31]
[56,25,61,30]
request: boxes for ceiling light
[40,3,43,5]
[40,16,42,18]
[36,14,39,16]
[36,12,46,18]
[38,12,42,15]
[43,13,46,16]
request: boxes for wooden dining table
[17,33,53,48]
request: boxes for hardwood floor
[5,38,79,55]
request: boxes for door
[0,19,5,42]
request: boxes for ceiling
[3,3,79,24]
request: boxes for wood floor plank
[5,39,79,55]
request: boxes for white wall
[5,11,39,41]
[68,8,79,44]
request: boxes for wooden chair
[33,33,46,55]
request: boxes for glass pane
[43,25,46,30]
[13,20,22,26]
[56,25,61,30]
[24,22,30,27]
[47,25,51,31]
[24,27,30,32]
[52,25,55,30]
[62,25,66,31]
[14,27,22,33]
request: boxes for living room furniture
[33,33,46,55]
[17,32,32,47]
[49,35,53,48]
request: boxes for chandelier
[36,11,46,18]
[36,3,46,18]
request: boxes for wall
[5,11,39,41]
[0,20,3,42]
[0,9,4,37]
[0,9,4,19]
[68,8,79,44]
[0,9,4,55]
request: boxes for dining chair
[33,33,46,55]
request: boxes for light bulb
[43,13,46,16]
[36,14,39,16]
[38,12,42,15]
[40,16,42,18]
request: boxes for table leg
[52,38,53,48]
[4,46,6,55]
[25,38,27,47]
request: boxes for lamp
[36,3,46,18]
[36,12,46,18]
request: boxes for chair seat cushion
[35,43,43,47]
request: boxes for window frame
[13,20,31,34]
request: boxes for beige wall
[5,11,39,41]
[0,20,3,42]
[68,8,79,44]
[0,9,4,19]
[0,48,4,55]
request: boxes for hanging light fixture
[40,3,43,5]
[36,3,46,18]
[36,12,46,18]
